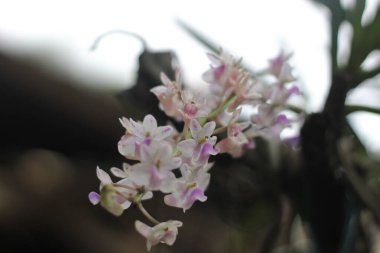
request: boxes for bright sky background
[1,0,380,153]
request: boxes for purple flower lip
[276,114,289,124]
[88,191,100,205]
[201,142,218,156]
[190,188,207,202]
[288,86,300,95]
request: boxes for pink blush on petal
[214,65,226,79]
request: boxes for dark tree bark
[300,72,353,253]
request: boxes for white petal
[206,52,221,65]
[118,136,137,159]
[130,118,145,138]
[175,69,182,86]
[209,136,217,145]
[202,69,215,83]
[139,145,152,163]
[201,121,216,137]
[143,114,158,133]
[155,126,173,140]
[120,200,132,210]
[177,139,197,156]
[197,172,211,190]
[135,220,152,238]
[160,72,172,86]
[142,191,154,200]
[189,119,201,139]
[164,194,180,208]
[159,172,177,193]
[231,108,242,122]
[172,157,182,168]
[96,167,112,185]
[119,117,132,131]
[110,167,128,178]
[128,163,150,187]
[150,86,167,97]
[156,143,172,159]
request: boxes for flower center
[155,160,161,169]
[184,103,198,117]
[187,182,197,189]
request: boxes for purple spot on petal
[276,114,289,125]
[143,138,152,145]
[288,86,300,95]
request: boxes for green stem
[137,202,160,225]
[213,126,227,135]
[207,95,237,120]
[181,120,190,139]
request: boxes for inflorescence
[89,49,302,251]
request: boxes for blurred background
[1,0,380,252]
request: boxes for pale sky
[0,0,380,153]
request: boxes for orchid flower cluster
[89,49,301,251]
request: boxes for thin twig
[345,104,380,115]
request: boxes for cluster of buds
[89,49,301,251]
